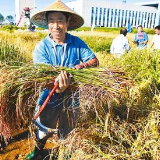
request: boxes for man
[25,0,98,159]
[134,25,148,49]
[151,25,160,49]
[127,22,132,33]
[110,28,130,58]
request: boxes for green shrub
[75,27,121,34]
[132,27,155,34]
[0,25,18,32]
[78,35,112,53]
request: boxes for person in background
[25,0,99,159]
[110,28,130,58]
[127,22,132,33]
[134,25,148,49]
[151,25,160,50]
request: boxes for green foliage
[6,15,14,24]
[18,26,27,30]
[0,25,18,32]
[119,49,160,84]
[36,27,45,30]
[144,28,155,34]
[0,13,4,24]
[94,27,121,33]
[132,27,155,34]
[75,27,121,34]
[78,35,112,53]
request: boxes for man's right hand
[54,71,70,93]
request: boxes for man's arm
[110,41,114,54]
[142,32,149,45]
[74,57,99,70]
[139,40,148,45]
[133,33,138,44]
[125,40,131,52]
[151,35,155,48]
[150,42,154,48]
[73,37,99,70]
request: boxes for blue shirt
[33,33,96,68]
[134,32,148,49]
[34,33,96,108]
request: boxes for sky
[0,0,153,18]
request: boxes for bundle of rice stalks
[58,110,160,160]
[0,64,133,145]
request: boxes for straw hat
[30,0,84,30]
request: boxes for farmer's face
[155,29,160,35]
[137,27,143,33]
[47,12,69,41]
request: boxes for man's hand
[73,57,99,70]
[54,71,70,93]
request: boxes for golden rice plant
[0,40,28,66]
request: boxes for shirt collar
[47,33,72,48]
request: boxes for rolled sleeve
[78,39,96,63]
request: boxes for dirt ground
[0,130,59,160]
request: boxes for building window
[138,12,141,25]
[95,7,98,26]
[141,12,144,25]
[111,9,113,27]
[125,10,128,26]
[144,12,147,27]
[117,9,121,27]
[107,8,110,27]
[99,8,102,26]
[131,11,134,25]
[114,9,117,26]
[135,11,138,26]
[91,7,94,26]
[128,10,131,23]
[150,13,153,28]
[153,13,156,28]
[121,10,124,26]
[103,8,106,26]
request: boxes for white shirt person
[151,25,160,50]
[110,28,130,58]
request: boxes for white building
[15,0,35,27]
[66,0,160,28]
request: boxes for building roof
[135,1,160,7]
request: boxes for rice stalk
[0,64,133,146]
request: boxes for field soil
[0,130,59,160]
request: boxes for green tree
[6,15,14,24]
[0,13,4,24]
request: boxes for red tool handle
[33,83,59,120]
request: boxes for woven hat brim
[30,0,84,30]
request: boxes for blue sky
[0,0,152,18]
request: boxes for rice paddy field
[0,28,160,160]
